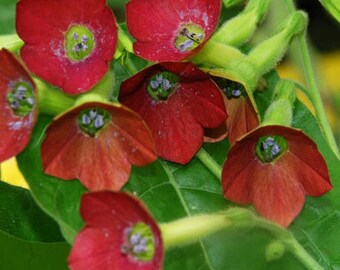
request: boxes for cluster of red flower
[0,0,332,269]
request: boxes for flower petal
[69,192,163,270]
[126,0,221,61]
[41,102,156,191]
[222,125,331,227]
[16,0,117,94]
[0,49,37,162]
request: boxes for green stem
[190,39,245,68]
[286,238,324,270]
[195,148,222,179]
[160,208,323,270]
[252,216,323,270]
[282,0,340,159]
[125,55,139,75]
[160,214,231,248]
[34,78,75,115]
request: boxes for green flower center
[7,81,35,117]
[77,107,111,137]
[121,222,156,262]
[147,71,179,101]
[65,25,95,61]
[255,135,288,163]
[174,23,205,52]
[222,81,246,99]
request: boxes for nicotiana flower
[0,49,37,162]
[68,191,163,270]
[41,102,156,191]
[222,125,332,227]
[16,0,117,94]
[126,0,221,62]
[204,79,259,144]
[119,62,227,164]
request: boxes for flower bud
[247,11,308,76]
[263,80,296,127]
[213,0,271,46]
[265,240,286,262]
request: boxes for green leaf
[17,115,86,244]
[318,0,340,23]
[0,180,64,242]
[0,229,70,270]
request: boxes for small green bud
[213,0,270,46]
[262,80,296,127]
[265,240,286,261]
[247,11,307,76]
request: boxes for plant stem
[34,78,75,115]
[253,216,323,270]
[190,40,245,68]
[160,214,231,248]
[286,238,323,270]
[195,148,222,180]
[282,0,340,159]
[160,208,323,270]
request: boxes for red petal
[17,0,117,94]
[226,97,259,145]
[120,62,226,164]
[141,96,203,164]
[222,125,332,227]
[251,158,306,227]
[41,103,156,191]
[222,137,257,204]
[68,227,121,270]
[205,95,259,144]
[69,192,163,270]
[180,81,227,128]
[126,0,221,61]
[17,0,107,33]
[0,49,37,162]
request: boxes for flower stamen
[65,25,95,61]
[122,222,156,262]
[175,24,205,52]
[78,107,111,137]
[7,81,35,117]
[256,135,288,163]
[147,71,179,101]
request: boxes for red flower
[0,49,37,162]
[16,0,117,94]
[119,62,227,164]
[222,125,332,227]
[68,191,163,270]
[205,80,259,145]
[41,102,156,191]
[126,0,221,62]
